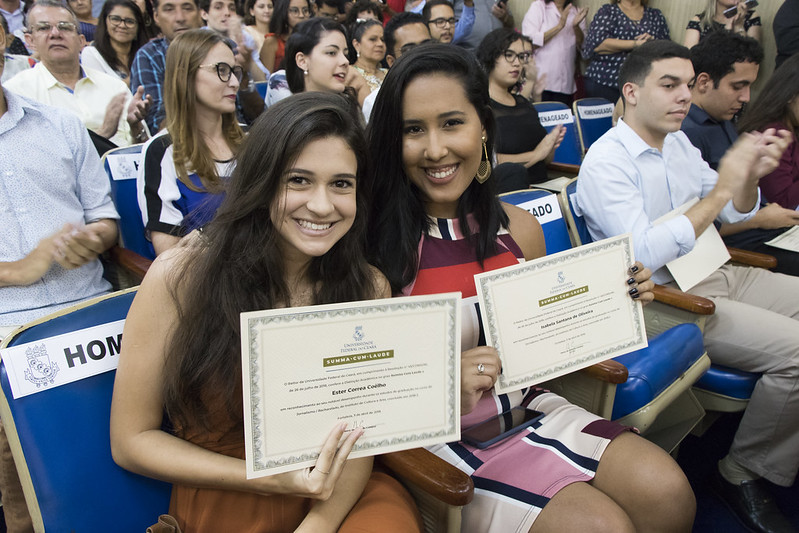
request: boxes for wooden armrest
[377,448,473,507]
[579,359,628,384]
[727,247,777,270]
[546,162,581,175]
[110,246,153,283]
[651,284,715,315]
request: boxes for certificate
[240,294,461,478]
[475,234,647,394]
[766,225,799,253]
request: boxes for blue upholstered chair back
[102,144,157,260]
[0,290,171,532]
[533,101,582,166]
[499,189,573,254]
[563,179,593,247]
[573,97,614,154]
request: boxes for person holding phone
[683,0,761,49]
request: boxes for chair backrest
[533,101,582,166]
[499,189,574,254]
[102,144,156,260]
[0,289,171,532]
[573,97,614,155]
[254,80,268,100]
[559,177,593,247]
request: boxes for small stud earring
[303,69,308,76]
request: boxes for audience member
[477,28,564,192]
[130,0,203,133]
[67,0,97,41]
[343,0,380,26]
[684,0,761,49]
[775,0,799,70]
[2,12,27,54]
[581,0,669,103]
[451,0,509,51]
[243,0,271,54]
[421,0,471,45]
[260,0,309,72]
[202,0,267,78]
[366,43,695,533]
[80,0,148,86]
[0,20,119,531]
[112,91,422,533]
[137,29,243,255]
[575,40,799,533]
[349,18,385,92]
[6,0,151,147]
[521,0,587,106]
[0,0,25,35]
[132,0,160,39]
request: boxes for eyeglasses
[428,16,456,28]
[107,14,138,27]
[288,6,310,16]
[502,49,532,64]
[29,21,78,34]
[399,38,431,55]
[198,62,244,83]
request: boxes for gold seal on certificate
[475,234,648,394]
[240,293,461,478]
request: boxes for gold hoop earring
[476,136,490,183]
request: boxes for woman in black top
[477,28,563,192]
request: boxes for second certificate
[475,234,647,394]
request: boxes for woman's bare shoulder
[501,202,546,261]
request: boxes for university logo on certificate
[240,293,461,477]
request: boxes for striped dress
[403,215,632,532]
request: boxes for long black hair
[285,17,346,93]
[93,0,148,73]
[366,44,507,293]
[738,52,799,135]
[269,0,311,35]
[163,92,375,431]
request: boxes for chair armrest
[579,360,628,384]
[652,284,715,315]
[110,246,153,283]
[377,448,473,507]
[546,162,581,175]
[727,247,777,270]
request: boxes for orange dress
[265,33,287,70]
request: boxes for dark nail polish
[629,264,640,273]
[627,277,636,285]
[629,287,639,296]
[632,293,640,299]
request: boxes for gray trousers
[687,264,799,487]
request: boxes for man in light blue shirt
[576,39,798,533]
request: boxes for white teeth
[428,165,457,179]
[297,220,332,231]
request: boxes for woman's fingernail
[629,287,639,296]
[627,277,636,285]
[629,264,640,273]
[632,293,640,299]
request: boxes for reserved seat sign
[0,320,125,399]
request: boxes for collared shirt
[574,118,757,283]
[521,0,585,95]
[453,0,502,50]
[4,62,133,146]
[0,90,119,326]
[131,37,169,133]
[0,0,25,34]
[681,103,738,171]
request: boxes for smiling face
[401,73,485,218]
[623,57,695,148]
[296,30,349,93]
[250,0,273,25]
[427,4,455,43]
[202,0,236,33]
[154,0,201,42]
[106,6,139,45]
[271,136,358,263]
[354,24,384,63]
[194,41,240,116]
[25,6,85,69]
[490,37,524,90]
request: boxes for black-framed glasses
[29,21,78,34]
[107,14,138,27]
[198,62,244,83]
[503,49,531,64]
[428,16,456,28]
[288,6,310,16]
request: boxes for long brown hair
[163,29,244,193]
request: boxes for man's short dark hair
[422,0,453,23]
[690,31,764,88]
[152,0,200,11]
[317,0,342,10]
[619,39,691,93]
[385,11,424,58]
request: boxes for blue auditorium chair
[500,189,710,450]
[0,289,172,532]
[102,144,156,261]
[533,101,583,166]
[573,97,615,155]
[559,177,763,431]
[254,80,268,100]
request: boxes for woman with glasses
[477,28,565,192]
[137,29,244,255]
[113,92,423,532]
[260,0,311,72]
[80,0,148,86]
[348,19,386,93]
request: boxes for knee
[584,506,636,533]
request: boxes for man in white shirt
[5,0,150,147]
[575,39,797,533]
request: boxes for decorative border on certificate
[476,234,647,393]
[241,293,461,477]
